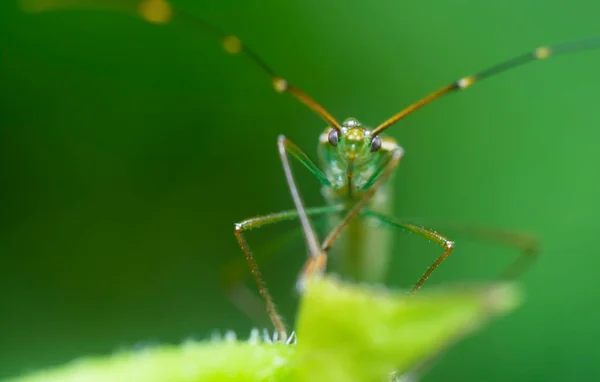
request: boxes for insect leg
[360,210,454,294]
[409,221,539,281]
[231,205,346,330]
[277,135,335,291]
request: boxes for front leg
[230,135,332,341]
[362,211,454,294]
[230,205,346,333]
[232,135,332,340]
[277,135,331,290]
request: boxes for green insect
[223,29,600,340]
[21,0,600,343]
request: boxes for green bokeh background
[1,0,600,380]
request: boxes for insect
[21,0,600,342]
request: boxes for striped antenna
[371,37,600,136]
[20,0,342,131]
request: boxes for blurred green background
[1,0,600,380]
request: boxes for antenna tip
[138,0,172,24]
[223,36,243,55]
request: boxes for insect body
[233,38,600,339]
[318,119,399,284]
[22,0,600,342]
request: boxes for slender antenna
[371,37,600,136]
[20,0,342,131]
[174,10,342,131]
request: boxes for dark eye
[328,129,339,146]
[370,136,382,152]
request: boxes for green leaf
[4,277,521,382]
[7,336,296,382]
[292,278,521,381]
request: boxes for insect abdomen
[324,184,393,283]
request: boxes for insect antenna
[371,37,600,136]
[20,0,342,131]
[170,9,342,131]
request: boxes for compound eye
[328,129,339,147]
[370,136,382,152]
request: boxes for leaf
[7,334,295,382]
[4,277,520,382]
[292,277,521,381]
